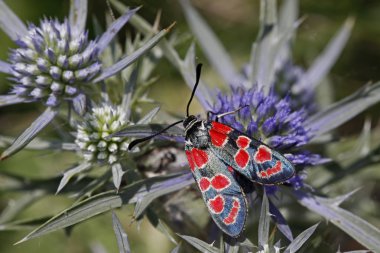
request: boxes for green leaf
[293,190,380,252]
[56,162,92,194]
[16,173,193,243]
[112,212,131,253]
[305,81,380,138]
[179,0,236,86]
[1,107,58,160]
[284,223,319,253]
[177,234,219,253]
[258,192,270,247]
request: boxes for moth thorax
[188,122,209,148]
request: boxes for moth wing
[185,145,247,237]
[207,121,295,185]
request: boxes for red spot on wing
[209,129,228,147]
[236,136,251,149]
[211,121,232,134]
[234,149,249,169]
[258,161,283,178]
[227,166,234,173]
[254,145,272,164]
[208,195,225,214]
[192,148,208,169]
[185,150,195,171]
[211,174,231,191]
[199,177,211,192]
[223,198,241,225]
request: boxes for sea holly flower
[212,87,326,166]
[0,0,171,159]
[73,103,132,190]
[178,0,367,189]
[75,104,130,165]
[170,0,380,248]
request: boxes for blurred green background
[0,0,379,252]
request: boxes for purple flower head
[9,18,101,107]
[211,85,326,189]
[0,1,153,112]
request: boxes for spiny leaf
[0,0,28,40]
[258,192,270,247]
[177,234,219,253]
[0,191,45,224]
[306,81,380,138]
[179,0,237,86]
[1,107,58,160]
[293,190,380,252]
[284,223,319,253]
[137,106,160,124]
[112,212,131,253]
[0,135,77,151]
[95,23,174,82]
[16,173,193,243]
[293,18,354,93]
[69,0,88,33]
[96,7,140,53]
[268,198,293,241]
[111,163,125,190]
[0,95,25,106]
[56,163,92,194]
[111,124,183,138]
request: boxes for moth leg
[207,111,219,121]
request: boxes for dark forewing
[207,121,295,185]
[185,145,247,237]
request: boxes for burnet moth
[129,64,295,237]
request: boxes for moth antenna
[186,64,203,117]
[128,120,183,150]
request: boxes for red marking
[223,198,240,225]
[209,129,228,147]
[185,150,195,171]
[236,136,251,149]
[211,121,232,134]
[234,149,249,169]
[254,145,272,164]
[211,174,231,191]
[199,177,210,192]
[258,161,283,178]
[227,166,234,173]
[208,195,225,214]
[191,148,208,169]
